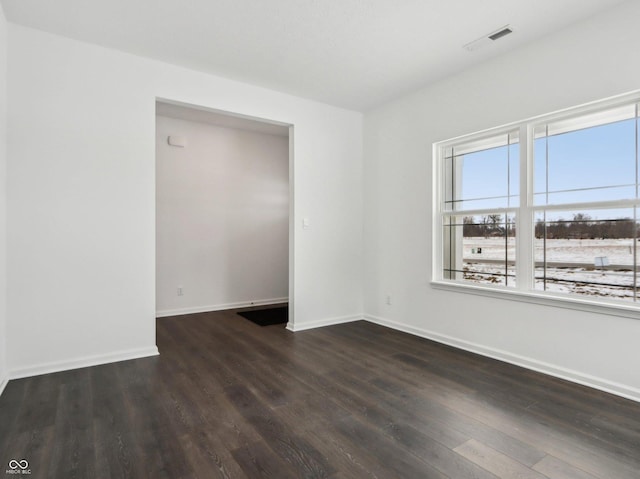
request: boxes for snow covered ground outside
[461,237,638,302]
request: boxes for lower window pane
[443,214,516,286]
[534,209,638,302]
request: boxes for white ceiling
[157,101,290,137]
[0,0,629,111]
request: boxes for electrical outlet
[177,286,184,296]
[386,295,392,305]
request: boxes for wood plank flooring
[1,308,640,478]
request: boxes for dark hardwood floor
[1,308,640,478]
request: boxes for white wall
[156,115,289,316]
[364,0,640,401]
[0,6,7,394]
[7,25,363,377]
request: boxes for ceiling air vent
[488,27,513,41]
[464,25,513,52]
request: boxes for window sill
[430,280,640,321]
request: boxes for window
[434,93,640,312]
[442,132,519,286]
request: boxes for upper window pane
[534,105,637,205]
[444,132,519,211]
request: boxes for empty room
[0,1,639,478]
[155,101,291,324]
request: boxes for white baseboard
[287,314,362,332]
[156,297,288,318]
[9,346,160,380]
[0,375,8,397]
[364,314,640,404]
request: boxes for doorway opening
[154,99,293,326]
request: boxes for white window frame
[432,91,640,320]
